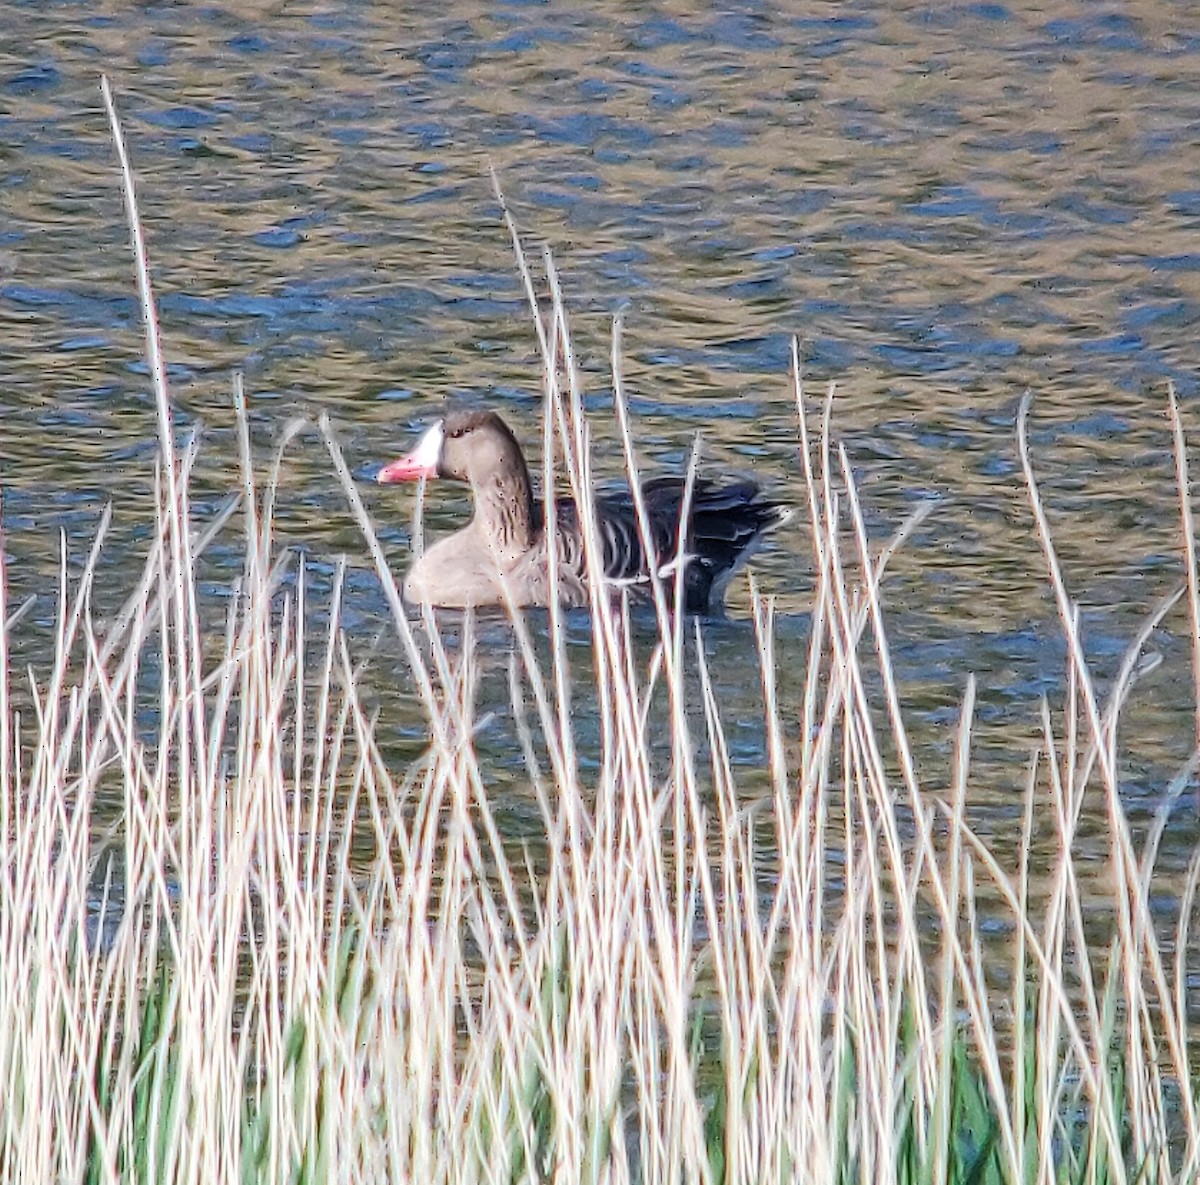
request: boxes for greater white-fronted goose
[377,408,789,612]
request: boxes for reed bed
[1,80,1199,1185]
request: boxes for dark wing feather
[551,477,788,613]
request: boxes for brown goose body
[377,409,788,613]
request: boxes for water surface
[3,0,1200,896]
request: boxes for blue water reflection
[0,0,1198,864]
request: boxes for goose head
[377,409,528,489]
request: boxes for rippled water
[3,1,1200,882]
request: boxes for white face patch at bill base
[411,420,445,471]
[377,418,447,483]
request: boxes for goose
[376,408,789,612]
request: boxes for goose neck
[473,467,535,557]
